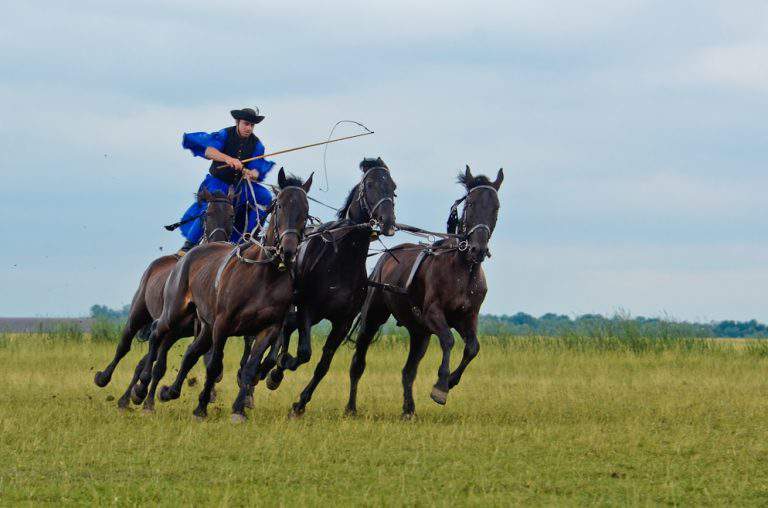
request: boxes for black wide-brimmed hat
[231,107,264,124]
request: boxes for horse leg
[289,318,350,417]
[131,320,169,404]
[117,354,147,409]
[346,295,390,416]
[276,309,298,368]
[258,339,280,381]
[237,335,256,388]
[143,333,183,412]
[193,324,228,419]
[423,309,454,406]
[402,330,430,419]
[285,306,312,371]
[94,311,150,387]
[201,348,220,403]
[448,319,480,390]
[231,325,281,421]
[268,308,310,390]
[266,313,297,389]
[159,324,211,402]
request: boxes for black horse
[346,166,502,419]
[260,157,397,418]
[93,188,236,408]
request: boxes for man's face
[236,120,254,137]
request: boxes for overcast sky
[1,1,766,321]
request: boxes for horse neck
[341,227,373,260]
[345,191,369,224]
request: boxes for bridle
[201,197,235,244]
[235,185,309,268]
[270,186,308,247]
[346,166,395,225]
[448,185,499,251]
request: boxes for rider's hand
[227,157,244,172]
[243,169,260,181]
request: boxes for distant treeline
[31,305,767,340]
[0,305,768,339]
[477,313,768,339]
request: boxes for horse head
[457,165,503,264]
[272,168,313,265]
[339,157,397,236]
[198,187,236,243]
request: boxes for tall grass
[2,332,768,505]
[90,318,125,342]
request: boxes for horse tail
[136,320,157,343]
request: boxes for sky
[0,1,766,321]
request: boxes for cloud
[1,1,767,321]
[680,43,768,91]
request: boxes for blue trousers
[179,175,273,244]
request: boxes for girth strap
[366,248,431,296]
[367,280,408,295]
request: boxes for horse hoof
[131,384,147,405]
[93,371,111,388]
[402,412,416,421]
[231,413,247,424]
[266,370,283,391]
[158,385,179,402]
[142,405,155,414]
[209,388,218,403]
[117,395,130,410]
[288,407,304,420]
[192,409,207,421]
[244,395,254,410]
[344,407,357,417]
[430,387,448,406]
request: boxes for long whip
[214,131,374,170]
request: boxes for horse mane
[457,172,492,190]
[360,157,388,172]
[337,158,389,219]
[279,174,306,189]
[337,187,356,219]
[197,189,229,204]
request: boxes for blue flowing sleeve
[181,128,228,158]
[246,138,276,182]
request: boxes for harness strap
[367,280,408,295]
[405,249,431,292]
[214,246,239,291]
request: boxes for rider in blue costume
[177,107,275,254]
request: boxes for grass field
[2,334,768,506]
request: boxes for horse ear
[277,167,287,188]
[493,168,504,190]
[302,172,314,193]
[199,188,213,203]
[464,165,474,186]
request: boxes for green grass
[1,334,768,506]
